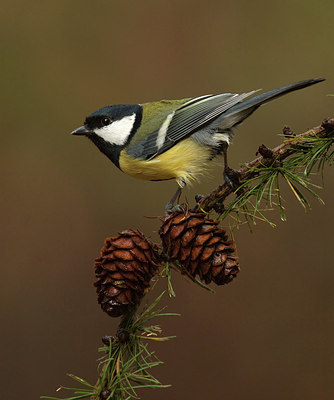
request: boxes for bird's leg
[222,144,241,189]
[164,181,185,215]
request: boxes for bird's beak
[71,125,92,136]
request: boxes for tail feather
[221,78,325,129]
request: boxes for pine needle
[42,293,177,400]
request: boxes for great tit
[72,78,324,210]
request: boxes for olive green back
[128,98,191,147]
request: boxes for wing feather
[126,91,258,160]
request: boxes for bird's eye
[101,117,111,126]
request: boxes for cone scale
[94,229,160,317]
[159,211,240,285]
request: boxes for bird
[71,78,324,212]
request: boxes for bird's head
[71,104,142,166]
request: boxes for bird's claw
[164,203,185,216]
[195,194,205,203]
[224,167,241,190]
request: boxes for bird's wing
[126,92,257,160]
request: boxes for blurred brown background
[1,1,334,399]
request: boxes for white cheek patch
[94,114,136,146]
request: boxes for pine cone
[95,229,161,317]
[159,211,239,285]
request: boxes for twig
[195,118,334,213]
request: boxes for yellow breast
[119,139,212,186]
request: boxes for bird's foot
[224,167,241,190]
[164,184,184,215]
[164,203,185,216]
[195,193,205,203]
[189,194,206,213]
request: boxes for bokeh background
[1,1,334,399]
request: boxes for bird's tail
[221,78,325,129]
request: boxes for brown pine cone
[94,229,161,317]
[159,211,239,285]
